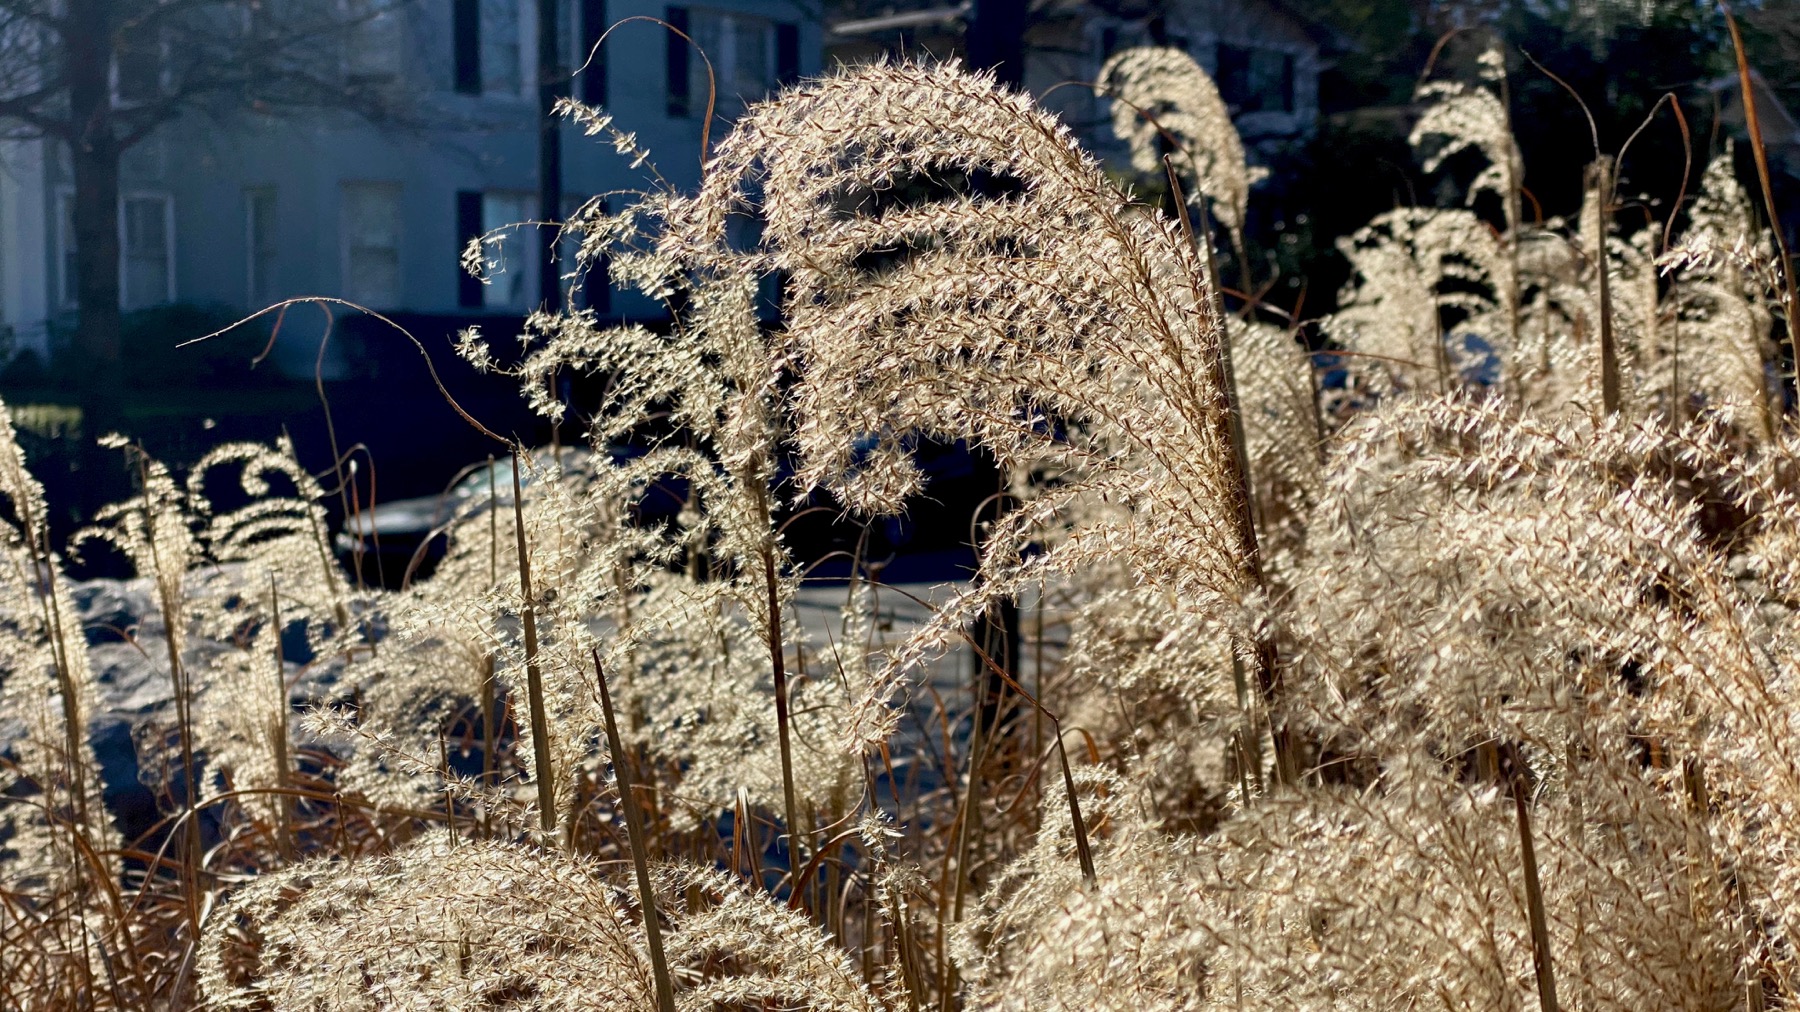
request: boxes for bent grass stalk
[510,446,558,841]
[1164,153,1294,785]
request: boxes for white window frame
[339,0,404,82]
[480,189,536,311]
[688,8,775,110]
[119,191,176,310]
[339,180,403,309]
[110,31,171,108]
[54,187,177,310]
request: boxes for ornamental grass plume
[10,39,1800,1012]
[197,832,883,1011]
[1097,45,1267,239]
[0,397,120,1006]
[472,60,1257,770]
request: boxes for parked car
[335,447,596,587]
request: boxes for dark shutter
[666,6,689,118]
[457,190,484,309]
[453,0,480,94]
[1278,52,1296,113]
[1216,43,1250,110]
[775,22,799,85]
[581,0,607,105]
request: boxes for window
[691,9,768,107]
[454,0,480,93]
[452,0,524,96]
[341,182,401,308]
[481,0,522,95]
[113,33,166,106]
[481,191,534,310]
[246,187,278,307]
[54,190,180,311]
[121,195,174,310]
[455,189,537,311]
[668,8,793,117]
[343,0,402,81]
[1216,43,1294,114]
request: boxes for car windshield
[449,449,588,501]
[451,459,516,501]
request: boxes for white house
[0,0,820,375]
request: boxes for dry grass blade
[268,577,292,862]
[1512,767,1560,1012]
[510,445,558,839]
[593,650,677,1012]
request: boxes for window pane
[344,182,400,246]
[733,16,768,98]
[688,10,772,111]
[481,191,533,310]
[122,196,171,310]
[342,182,401,307]
[1217,43,1293,114]
[481,0,521,94]
[347,247,400,306]
[687,9,715,108]
[345,0,402,79]
[115,37,161,103]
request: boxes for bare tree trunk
[70,143,122,409]
[68,0,127,512]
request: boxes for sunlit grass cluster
[5,37,1800,1009]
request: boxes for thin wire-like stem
[757,512,805,898]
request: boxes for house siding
[4,0,821,372]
